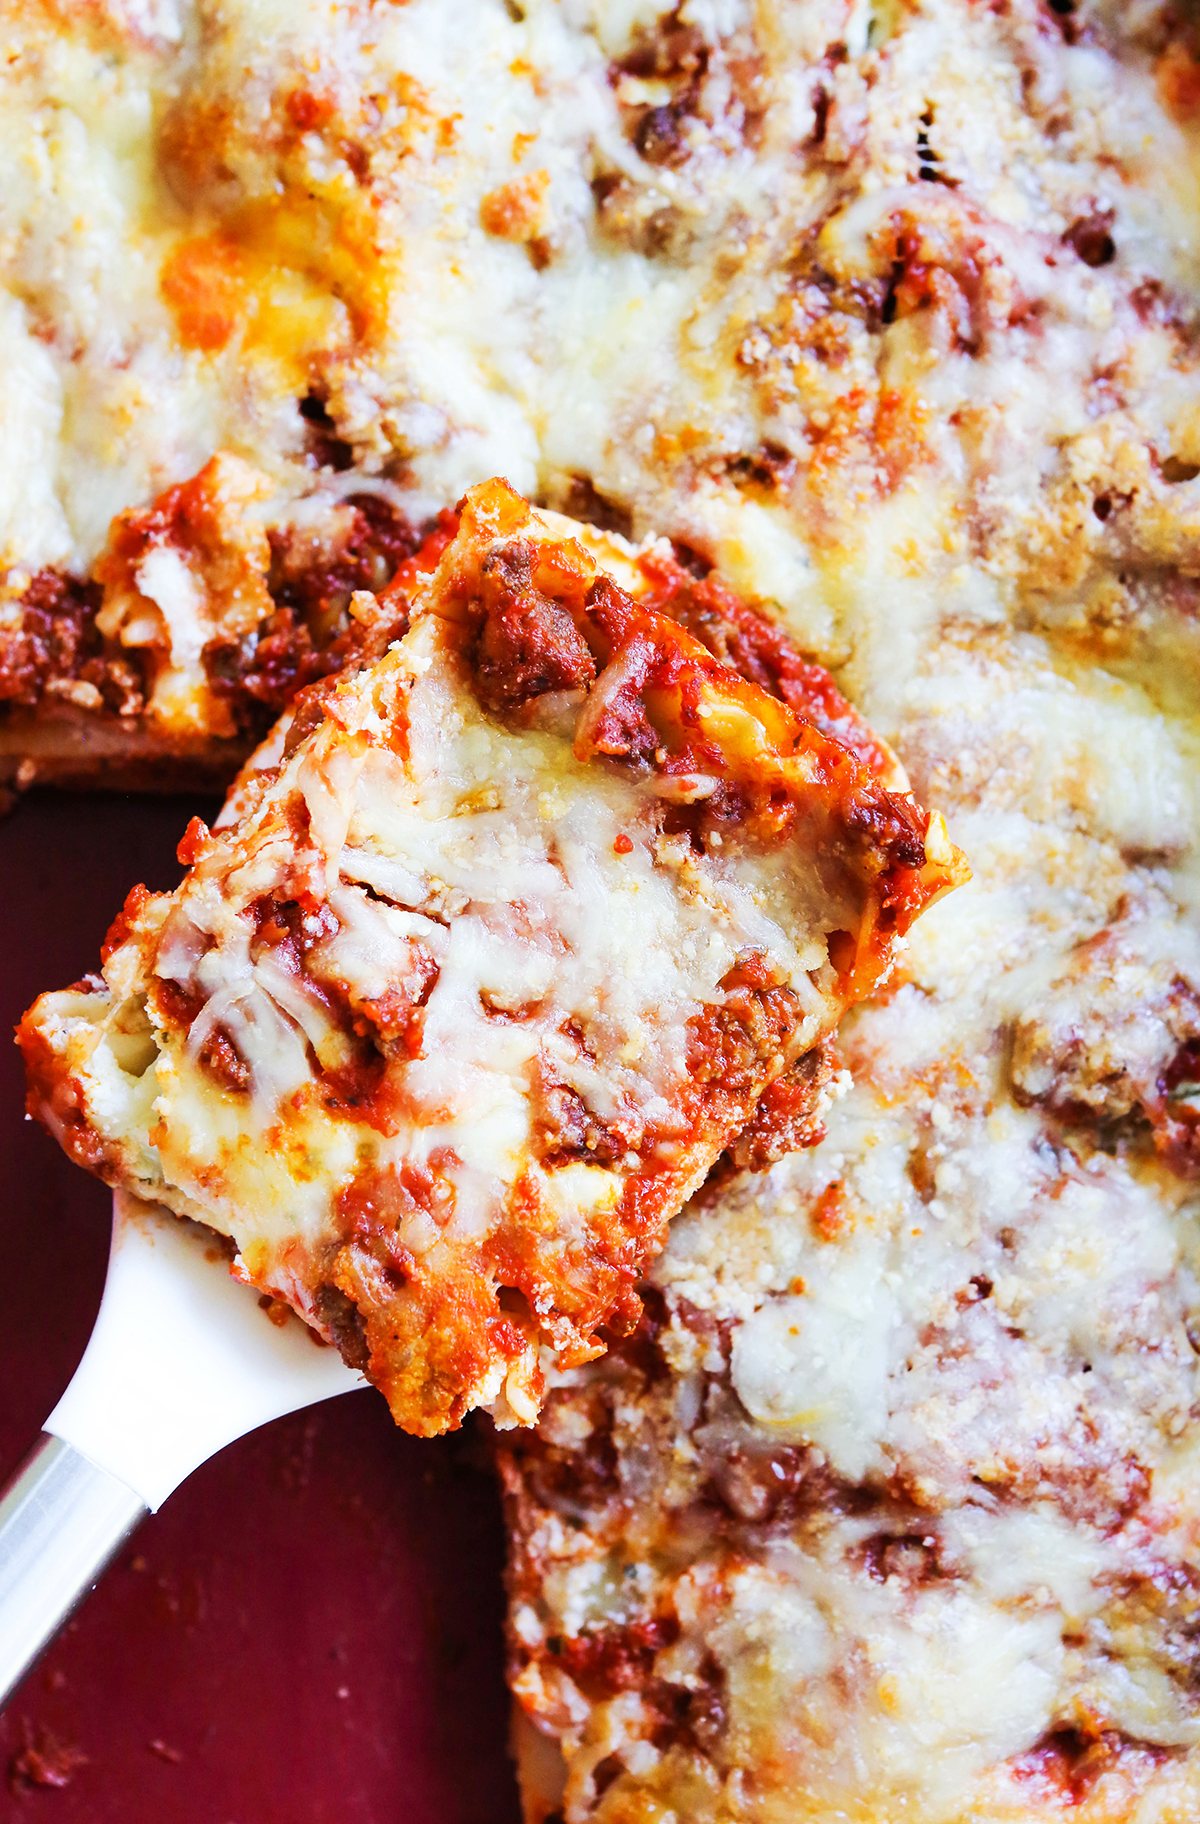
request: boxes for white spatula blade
[48,1192,364,1513]
[0,1194,365,1711]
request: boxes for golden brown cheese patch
[17,479,965,1437]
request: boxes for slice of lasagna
[18,480,965,1436]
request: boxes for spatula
[0,1191,363,1708]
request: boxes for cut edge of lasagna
[17,478,967,1437]
[0,451,449,806]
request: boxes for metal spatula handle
[0,1435,146,1707]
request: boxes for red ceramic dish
[0,791,519,1824]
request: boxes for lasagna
[7,0,1200,1816]
[19,481,964,1435]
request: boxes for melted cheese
[502,624,1200,1818]
[503,611,1200,1817]
[3,0,1195,600]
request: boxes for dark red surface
[0,793,520,1824]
